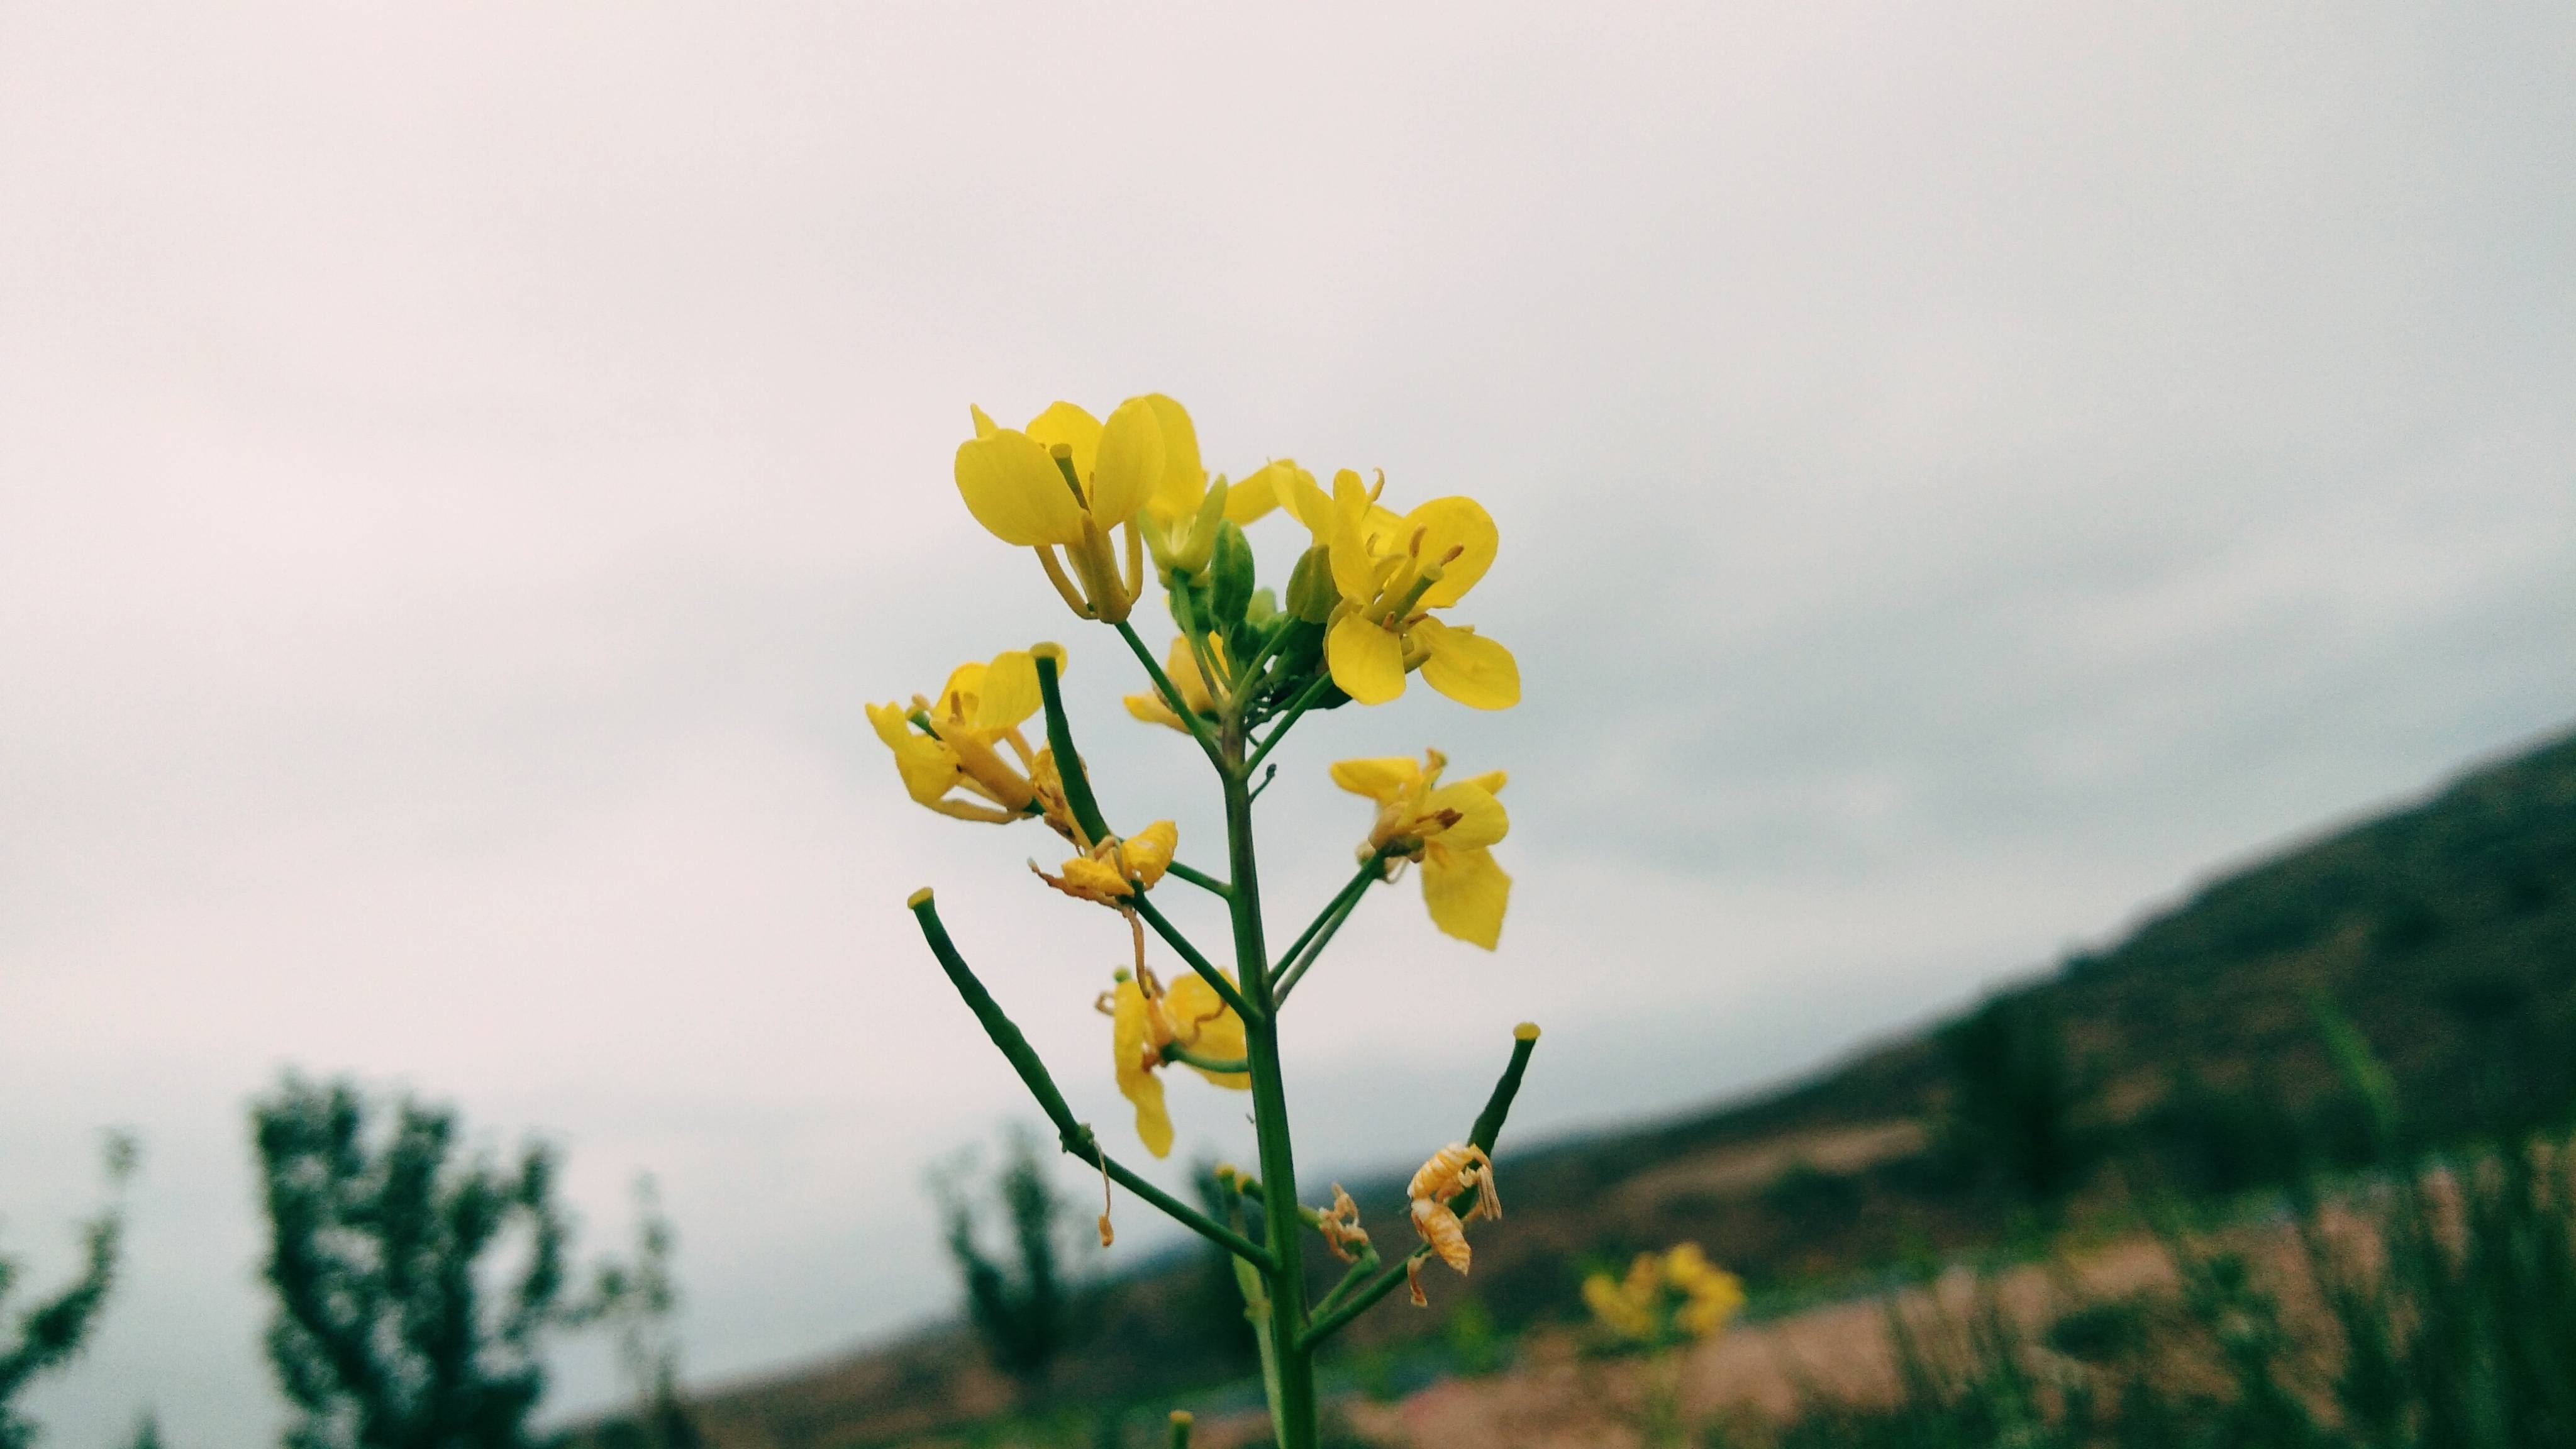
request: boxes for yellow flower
[1121,634,1227,733]
[1275,469,1519,710]
[1106,965,1250,1158]
[1035,821,1178,905]
[1583,1242,1745,1346]
[1330,750,1512,949]
[1133,404,1283,579]
[953,396,1196,623]
[1405,1142,1501,1305]
[866,646,1074,833]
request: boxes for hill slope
[680,726,2576,1446]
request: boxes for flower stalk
[889,393,1538,1449]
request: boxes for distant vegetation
[0,1134,133,1449]
[682,725,2576,1445]
[252,1077,692,1449]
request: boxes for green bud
[1285,545,1339,623]
[1245,587,1277,628]
[1208,521,1255,627]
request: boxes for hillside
[674,726,2576,1447]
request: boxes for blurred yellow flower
[1036,821,1178,905]
[1583,1243,1745,1348]
[1275,469,1518,710]
[955,396,1197,623]
[1123,634,1225,733]
[1106,965,1250,1158]
[866,647,1073,832]
[1330,750,1511,949]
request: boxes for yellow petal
[867,703,962,806]
[1163,974,1250,1089]
[969,404,999,439]
[1138,394,1206,523]
[1023,402,1102,486]
[936,661,988,720]
[1416,618,1520,710]
[1421,845,1510,949]
[975,650,1044,731]
[1457,769,1507,796]
[1404,496,1498,607]
[1221,467,1278,525]
[1089,397,1165,526]
[1162,636,1216,714]
[955,430,1085,547]
[1124,691,1186,731]
[1111,979,1175,1158]
[1119,819,1177,887]
[1327,614,1407,705]
[1423,782,1509,852]
[1329,755,1423,803]
[1270,462,1333,544]
[1057,857,1132,901]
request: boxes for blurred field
[641,724,2576,1446]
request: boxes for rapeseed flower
[1331,750,1511,948]
[1035,821,1178,905]
[1275,469,1518,709]
[867,647,1075,834]
[1105,965,1250,1158]
[955,396,1196,623]
[1123,634,1228,733]
[1583,1243,1746,1348]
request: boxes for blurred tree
[591,1179,703,1449]
[932,1126,1079,1396]
[0,1133,135,1449]
[1938,994,2092,1213]
[252,1076,628,1449]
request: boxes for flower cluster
[1583,1243,1746,1350]
[890,390,1545,1449]
[871,394,1528,1157]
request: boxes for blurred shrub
[0,1133,133,1449]
[252,1076,637,1449]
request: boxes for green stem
[1271,860,1384,1006]
[1129,894,1257,1023]
[1116,619,1223,764]
[906,891,1273,1270]
[1166,860,1231,899]
[1272,858,1380,979]
[1297,1024,1543,1350]
[1224,730,1319,1448]
[1034,652,1113,845]
[1313,1244,1381,1320]
[1160,1044,1250,1075]
[1299,1248,1430,1349]
[1243,672,1336,776]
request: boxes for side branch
[1034,653,1113,846]
[1113,619,1223,766]
[1130,893,1259,1023]
[1297,1023,1542,1350]
[1271,857,1384,1006]
[908,890,1275,1270]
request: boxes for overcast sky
[3,1,2570,1442]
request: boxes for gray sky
[3,1,2570,1442]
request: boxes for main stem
[1224,720,1317,1449]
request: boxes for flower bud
[1286,545,1339,623]
[1208,520,1255,628]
